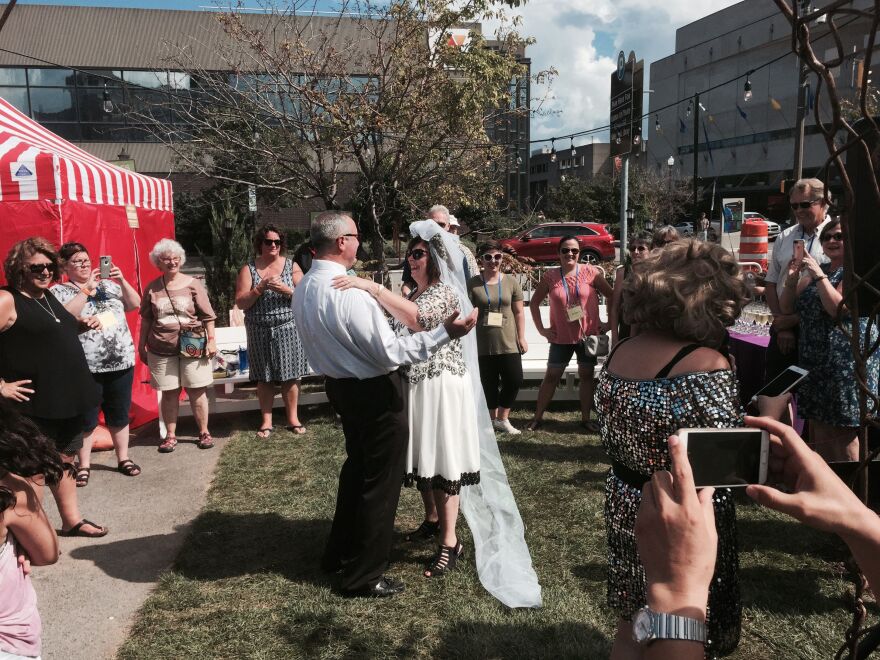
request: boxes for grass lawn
[118,406,871,659]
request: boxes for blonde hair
[3,237,60,290]
[623,239,749,348]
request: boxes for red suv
[499,222,616,264]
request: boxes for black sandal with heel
[424,541,464,578]
[405,519,440,542]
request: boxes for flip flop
[256,427,273,439]
[286,425,307,435]
[59,519,108,538]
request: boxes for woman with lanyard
[527,235,614,432]
[467,240,527,434]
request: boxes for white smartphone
[753,365,809,399]
[675,428,770,488]
[100,255,112,279]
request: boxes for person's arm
[108,266,141,311]
[744,415,880,591]
[592,267,615,333]
[234,265,267,311]
[778,258,803,315]
[55,279,94,317]
[800,255,844,316]
[0,290,15,332]
[1,474,58,567]
[346,292,477,371]
[513,299,527,354]
[191,282,217,357]
[333,275,423,332]
[529,279,556,342]
[635,436,715,660]
[291,261,304,287]
[138,287,153,362]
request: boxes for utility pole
[693,92,700,217]
[620,156,629,257]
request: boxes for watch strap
[652,609,707,644]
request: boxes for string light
[102,83,113,113]
[570,137,577,157]
[743,74,753,102]
[550,138,557,163]
[686,99,692,118]
[632,128,641,146]
[655,114,660,132]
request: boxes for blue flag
[679,117,687,133]
[702,120,714,167]
[735,103,748,119]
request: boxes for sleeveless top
[0,533,41,657]
[245,258,295,325]
[0,288,98,419]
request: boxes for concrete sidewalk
[33,416,240,660]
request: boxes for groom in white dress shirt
[292,210,477,597]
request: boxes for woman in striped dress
[235,224,309,438]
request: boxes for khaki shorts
[147,352,213,391]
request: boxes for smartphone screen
[683,429,766,487]
[100,256,111,279]
[755,366,809,398]
[793,239,805,261]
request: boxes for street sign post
[610,51,644,257]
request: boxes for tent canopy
[0,97,172,211]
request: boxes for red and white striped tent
[0,96,175,428]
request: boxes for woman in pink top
[0,404,63,660]
[528,235,614,432]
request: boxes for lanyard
[560,265,579,306]
[482,275,502,312]
[801,226,816,253]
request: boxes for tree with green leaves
[145,0,550,270]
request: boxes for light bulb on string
[655,114,660,132]
[614,131,621,145]
[743,75,753,102]
[550,138,557,163]
[570,138,577,157]
[686,100,692,118]
[516,154,523,166]
[632,129,641,146]
[102,84,114,113]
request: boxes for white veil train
[409,220,542,609]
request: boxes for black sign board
[610,51,644,158]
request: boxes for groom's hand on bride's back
[443,309,478,338]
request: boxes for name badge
[485,312,504,327]
[95,310,118,329]
[566,306,583,322]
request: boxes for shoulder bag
[162,278,207,358]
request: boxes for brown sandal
[197,432,214,449]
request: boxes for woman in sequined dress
[595,240,750,658]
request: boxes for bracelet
[80,286,96,296]
[813,274,828,283]
[254,286,263,296]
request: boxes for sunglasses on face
[263,238,282,247]
[481,253,503,262]
[821,232,844,242]
[407,248,428,260]
[559,248,580,255]
[790,200,822,210]
[27,262,56,275]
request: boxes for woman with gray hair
[138,239,217,453]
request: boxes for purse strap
[161,276,189,329]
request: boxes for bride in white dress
[333,221,541,606]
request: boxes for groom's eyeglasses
[406,248,428,260]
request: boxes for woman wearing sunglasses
[0,237,107,538]
[235,224,309,438]
[779,218,879,461]
[527,236,614,432]
[608,230,652,346]
[467,240,527,434]
[52,242,142,486]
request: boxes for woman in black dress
[0,237,107,538]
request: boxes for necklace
[32,294,60,323]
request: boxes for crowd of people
[0,178,877,657]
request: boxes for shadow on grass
[436,621,611,658]
[562,468,608,487]
[739,565,843,614]
[500,440,609,464]
[738,517,845,561]
[572,562,607,584]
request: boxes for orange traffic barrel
[739,219,768,271]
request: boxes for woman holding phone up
[596,239,749,658]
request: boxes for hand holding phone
[99,255,112,280]
[751,366,808,405]
[793,239,805,262]
[675,428,769,488]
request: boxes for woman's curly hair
[3,237,61,290]
[622,239,749,348]
[0,403,68,512]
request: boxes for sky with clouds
[20,0,740,146]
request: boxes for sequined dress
[595,363,744,656]
[393,282,481,494]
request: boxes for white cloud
[488,0,741,147]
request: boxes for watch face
[632,609,653,643]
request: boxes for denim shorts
[82,367,135,431]
[547,342,597,369]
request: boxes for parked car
[499,222,616,264]
[743,212,781,240]
[673,221,694,237]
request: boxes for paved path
[34,416,239,660]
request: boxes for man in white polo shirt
[292,210,477,598]
[760,178,830,418]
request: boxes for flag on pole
[735,103,748,119]
[679,117,687,133]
